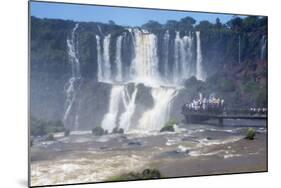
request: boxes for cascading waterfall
[163,30,170,79]
[185,33,194,77]
[196,31,205,81]
[101,85,124,132]
[103,34,112,81]
[101,84,138,133]
[174,32,194,83]
[119,86,138,131]
[96,34,113,82]
[96,29,202,85]
[96,35,103,81]
[174,31,181,83]
[137,88,178,131]
[94,29,207,133]
[115,35,123,81]
[63,23,81,130]
[130,29,160,85]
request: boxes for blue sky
[30,1,243,27]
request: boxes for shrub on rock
[108,168,162,181]
[245,128,256,140]
[160,119,178,132]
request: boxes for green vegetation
[31,116,65,136]
[182,65,267,108]
[243,80,259,93]
[92,126,108,136]
[245,128,256,140]
[256,88,267,107]
[108,169,162,181]
[184,76,206,94]
[219,79,236,92]
[112,127,124,134]
[160,119,178,132]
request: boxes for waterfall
[181,35,193,79]
[163,30,170,79]
[115,35,123,81]
[67,24,81,79]
[174,31,181,83]
[96,35,103,81]
[63,23,81,130]
[119,86,138,131]
[96,29,203,85]
[130,29,160,85]
[174,32,194,83]
[94,28,208,133]
[196,31,205,81]
[103,34,112,81]
[186,33,194,77]
[101,85,124,133]
[96,34,112,82]
[137,87,178,131]
[97,25,102,35]
[261,35,267,60]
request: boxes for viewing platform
[182,108,267,126]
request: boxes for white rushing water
[163,30,170,79]
[173,31,181,83]
[101,84,139,133]
[115,35,123,81]
[137,87,178,131]
[196,31,205,81]
[174,32,194,83]
[63,24,81,130]
[103,34,112,81]
[96,29,205,85]
[94,29,207,133]
[130,29,160,86]
[101,85,124,132]
[119,86,138,131]
[96,35,103,81]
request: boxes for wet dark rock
[160,125,175,132]
[92,126,108,136]
[64,129,70,137]
[99,146,108,150]
[46,133,55,141]
[127,140,142,146]
[108,168,162,181]
[112,127,124,134]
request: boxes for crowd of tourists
[183,94,225,113]
[249,107,267,115]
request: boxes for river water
[30,121,267,186]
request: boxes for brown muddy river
[30,122,267,187]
